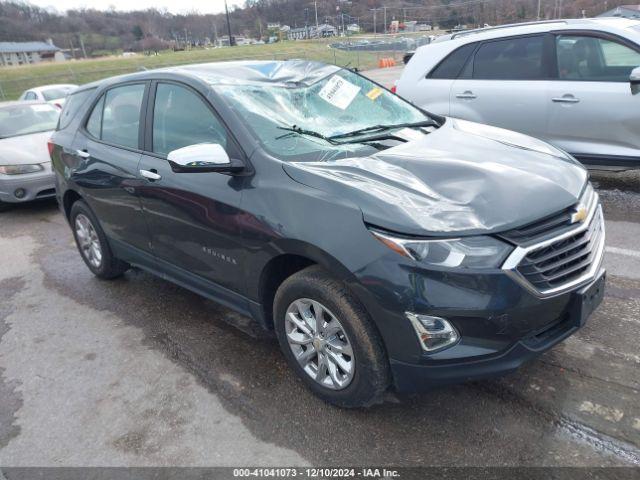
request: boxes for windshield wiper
[277,125,338,145]
[328,119,437,141]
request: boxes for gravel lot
[0,68,639,468]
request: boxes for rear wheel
[274,266,390,407]
[70,200,129,279]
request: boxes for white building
[0,41,65,67]
[216,35,249,47]
[287,24,337,40]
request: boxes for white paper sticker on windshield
[318,75,361,110]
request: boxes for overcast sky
[29,0,245,15]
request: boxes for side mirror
[631,67,640,95]
[167,143,243,173]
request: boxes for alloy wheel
[75,213,103,268]
[285,298,355,390]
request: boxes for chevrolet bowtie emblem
[571,205,588,224]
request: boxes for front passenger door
[137,81,247,293]
[547,33,640,162]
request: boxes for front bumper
[0,168,56,203]
[350,249,606,392]
[391,271,605,391]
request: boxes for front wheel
[274,266,390,408]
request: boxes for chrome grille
[499,207,574,244]
[501,185,605,297]
[516,207,604,292]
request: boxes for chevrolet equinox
[50,61,606,407]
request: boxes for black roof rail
[450,19,569,40]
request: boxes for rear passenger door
[547,32,640,162]
[450,34,552,140]
[70,82,152,254]
[413,43,477,116]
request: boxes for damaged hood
[283,119,588,236]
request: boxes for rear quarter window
[57,88,96,130]
[428,43,477,79]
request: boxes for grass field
[0,38,400,100]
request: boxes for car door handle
[75,149,90,158]
[552,95,580,104]
[140,169,161,181]
[456,91,477,99]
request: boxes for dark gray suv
[50,61,606,407]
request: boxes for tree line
[0,0,629,57]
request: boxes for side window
[152,83,227,156]
[86,95,104,138]
[101,84,145,149]
[473,36,545,80]
[429,43,476,79]
[25,92,37,100]
[58,88,95,130]
[556,35,640,81]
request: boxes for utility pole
[305,8,309,39]
[78,34,87,59]
[68,37,75,60]
[225,0,234,46]
[371,8,377,36]
[383,6,387,34]
[537,0,541,20]
[314,0,319,29]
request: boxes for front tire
[70,200,129,279]
[274,266,390,408]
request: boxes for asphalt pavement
[0,69,639,468]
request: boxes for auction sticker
[318,75,361,110]
[366,87,383,101]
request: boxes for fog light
[14,188,26,199]
[406,312,459,352]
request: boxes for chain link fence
[0,46,404,101]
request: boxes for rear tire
[274,266,390,408]
[70,200,129,279]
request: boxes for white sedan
[0,101,59,211]
[19,84,78,109]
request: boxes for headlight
[0,164,45,175]
[370,229,513,269]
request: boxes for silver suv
[396,18,640,168]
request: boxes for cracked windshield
[217,69,433,162]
